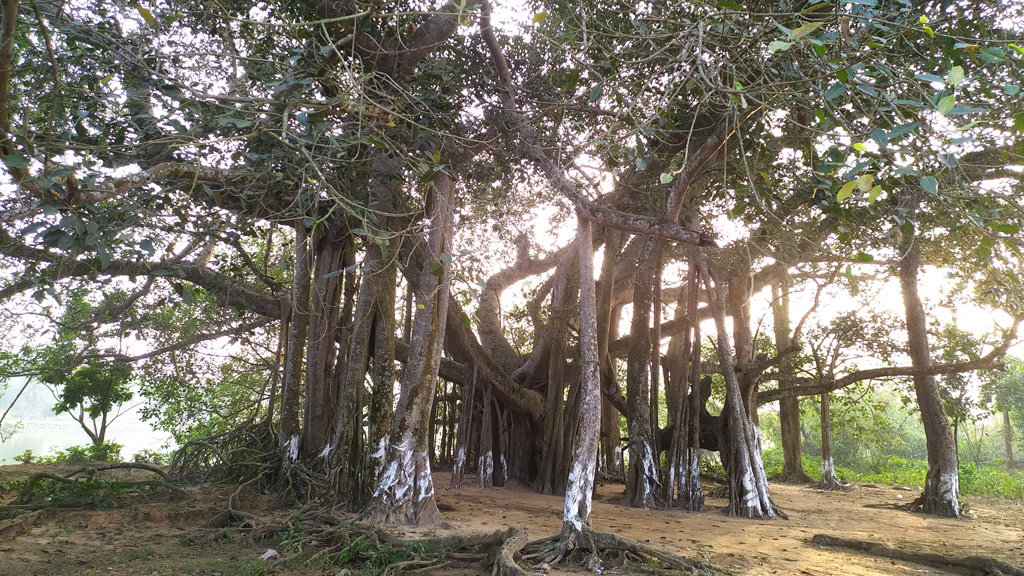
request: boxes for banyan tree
[1,0,1022,553]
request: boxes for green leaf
[915,73,945,85]
[946,65,965,87]
[919,176,938,195]
[867,185,882,204]
[979,47,1006,63]
[852,142,867,151]
[440,252,452,267]
[853,252,875,263]
[768,41,792,53]
[532,11,547,23]
[936,94,955,115]
[588,84,604,103]
[824,84,846,100]
[836,180,857,202]
[989,222,1020,235]
[2,153,29,170]
[432,149,441,164]
[856,84,878,97]
[561,69,580,93]
[922,25,934,38]
[1003,84,1020,96]
[946,105,986,116]
[136,5,155,26]
[789,21,824,41]
[888,122,920,139]
[716,0,743,9]
[659,172,674,184]
[857,174,874,192]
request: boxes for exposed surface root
[522,524,720,574]
[811,534,1024,576]
[6,463,185,510]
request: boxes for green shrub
[132,449,171,465]
[39,442,123,463]
[14,450,34,464]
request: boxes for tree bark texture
[772,276,811,482]
[700,259,781,519]
[900,236,961,518]
[562,215,601,531]
[819,392,842,489]
[625,236,661,509]
[360,172,456,526]
[279,222,311,464]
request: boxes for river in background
[0,378,175,464]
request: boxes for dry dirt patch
[1,464,1022,575]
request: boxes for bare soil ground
[1,463,1022,575]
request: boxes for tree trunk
[360,172,456,526]
[1004,409,1015,465]
[819,392,843,489]
[597,231,622,479]
[280,222,310,465]
[700,258,781,519]
[450,366,477,489]
[535,267,576,493]
[302,228,347,458]
[562,215,601,531]
[772,276,811,483]
[361,256,398,503]
[900,236,961,518]
[625,236,661,509]
[478,382,494,489]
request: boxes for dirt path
[2,464,1022,575]
[430,477,1024,575]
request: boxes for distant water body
[0,379,175,464]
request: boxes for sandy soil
[1,464,1022,575]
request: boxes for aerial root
[811,534,1024,576]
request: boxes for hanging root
[521,524,721,575]
[812,534,1023,576]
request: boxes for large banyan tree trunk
[900,229,961,518]
[700,258,781,519]
[361,170,457,526]
[624,236,662,508]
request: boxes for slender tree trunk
[280,223,310,464]
[1004,409,1015,465]
[450,366,477,489]
[597,231,622,479]
[302,229,347,458]
[900,236,961,518]
[700,258,781,519]
[360,257,398,503]
[625,236,661,509]
[819,392,842,489]
[772,276,811,483]
[361,172,456,526]
[332,241,390,500]
[479,383,494,489]
[535,270,576,493]
[562,215,601,531]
